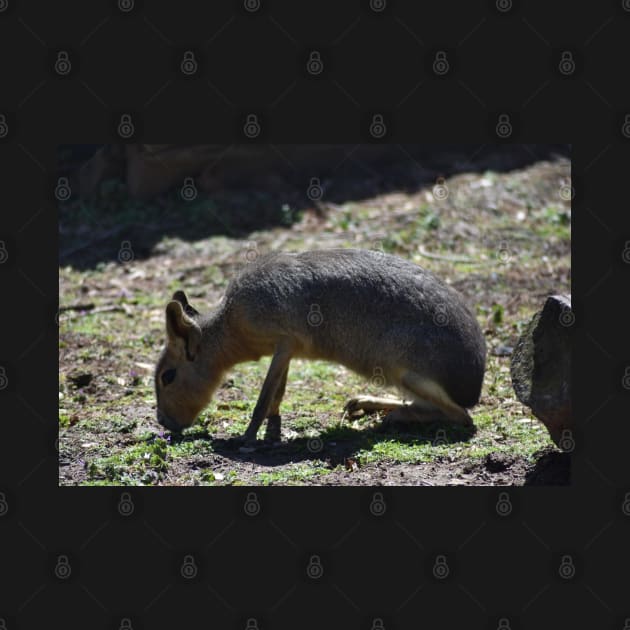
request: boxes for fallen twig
[59,303,96,312]
[64,305,128,320]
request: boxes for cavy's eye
[161,369,176,386]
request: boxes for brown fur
[154,249,486,442]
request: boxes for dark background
[57,142,569,269]
[1,1,629,629]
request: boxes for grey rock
[510,294,572,448]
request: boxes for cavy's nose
[157,410,182,433]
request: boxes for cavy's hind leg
[344,395,409,417]
[400,371,473,427]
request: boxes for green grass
[87,436,169,485]
[62,306,554,486]
[254,463,331,486]
[59,158,568,486]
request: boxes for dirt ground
[58,148,571,486]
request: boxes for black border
[1,1,629,628]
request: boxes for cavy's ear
[171,290,200,318]
[165,300,202,360]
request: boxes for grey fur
[156,248,486,439]
[214,248,484,408]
